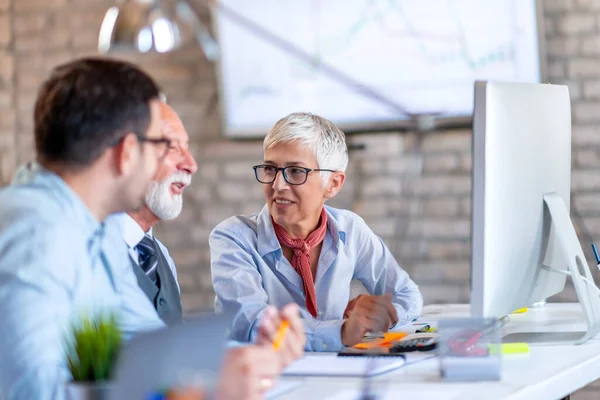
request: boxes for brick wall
[1,0,599,310]
[1,0,600,396]
[0,0,13,184]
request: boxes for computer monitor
[470,81,600,344]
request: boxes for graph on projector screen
[216,0,542,137]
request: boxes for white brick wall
[557,14,596,34]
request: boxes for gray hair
[263,112,349,186]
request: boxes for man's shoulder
[0,185,64,226]
[0,186,85,285]
[0,185,84,263]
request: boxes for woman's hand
[341,294,398,347]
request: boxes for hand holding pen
[257,304,306,369]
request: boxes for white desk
[279,303,600,400]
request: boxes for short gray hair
[263,112,349,185]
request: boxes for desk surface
[278,303,600,400]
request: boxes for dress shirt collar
[256,204,346,257]
[110,213,154,249]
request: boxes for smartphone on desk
[337,347,404,357]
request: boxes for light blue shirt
[111,213,180,292]
[210,205,423,352]
[0,170,164,400]
[13,162,180,291]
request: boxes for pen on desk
[272,320,289,351]
[592,244,600,271]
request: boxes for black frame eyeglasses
[136,134,173,148]
[110,132,174,158]
[253,164,336,185]
[136,134,175,158]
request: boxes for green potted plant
[65,314,122,400]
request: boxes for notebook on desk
[282,354,407,377]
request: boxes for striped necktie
[137,235,159,285]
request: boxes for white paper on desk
[325,388,462,400]
[282,354,406,377]
[265,380,302,399]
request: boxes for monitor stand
[502,193,600,346]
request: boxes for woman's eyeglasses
[253,165,335,185]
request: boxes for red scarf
[272,208,328,318]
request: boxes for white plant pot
[66,381,113,400]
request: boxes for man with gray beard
[11,102,196,326]
[111,101,197,326]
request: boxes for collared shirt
[13,162,180,292]
[210,204,423,352]
[0,170,164,400]
[111,213,180,292]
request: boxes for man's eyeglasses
[253,165,336,185]
[136,134,174,158]
[110,132,174,159]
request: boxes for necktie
[137,235,159,285]
[272,208,328,318]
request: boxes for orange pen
[272,320,290,351]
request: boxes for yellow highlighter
[488,343,530,355]
[272,320,290,351]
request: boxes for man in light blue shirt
[210,112,423,352]
[0,58,169,399]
